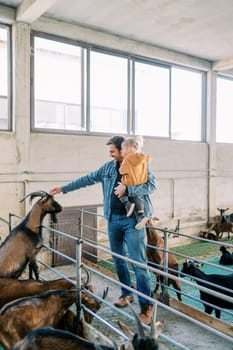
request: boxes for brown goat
[0,289,76,349]
[0,190,62,279]
[208,222,233,240]
[146,219,182,301]
[0,275,105,324]
[12,304,162,350]
[0,277,75,309]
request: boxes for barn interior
[0,1,233,349]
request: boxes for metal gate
[52,206,97,266]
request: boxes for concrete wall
[0,11,233,243]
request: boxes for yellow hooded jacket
[119,152,151,186]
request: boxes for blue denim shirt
[61,160,156,220]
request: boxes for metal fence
[4,210,233,349]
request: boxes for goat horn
[117,320,134,340]
[98,286,109,306]
[20,190,48,203]
[149,302,158,338]
[153,320,164,339]
[102,286,109,300]
[126,301,145,338]
[111,339,118,350]
[81,265,92,288]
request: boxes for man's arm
[49,163,107,195]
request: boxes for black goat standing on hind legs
[181,260,233,319]
[0,190,62,280]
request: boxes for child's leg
[131,196,148,230]
[132,195,144,214]
[119,195,135,217]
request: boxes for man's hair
[106,136,125,151]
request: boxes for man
[49,135,156,324]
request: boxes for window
[216,76,233,143]
[171,67,203,141]
[33,36,83,130]
[135,61,170,137]
[90,51,128,133]
[0,25,10,130]
[32,33,204,141]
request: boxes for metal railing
[4,210,233,348]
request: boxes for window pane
[217,77,233,143]
[135,62,170,137]
[34,37,83,130]
[90,51,128,133]
[0,26,9,130]
[171,68,202,141]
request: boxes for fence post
[160,226,169,304]
[79,209,84,239]
[75,237,83,321]
[8,213,13,233]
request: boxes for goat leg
[29,261,39,280]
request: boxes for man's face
[108,144,123,162]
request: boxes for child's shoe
[125,202,135,217]
[135,215,148,230]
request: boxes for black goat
[118,302,162,350]
[0,190,62,279]
[181,260,233,318]
[217,208,233,223]
[219,246,233,265]
[12,327,116,350]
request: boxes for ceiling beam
[0,5,15,24]
[16,0,58,23]
[212,57,233,71]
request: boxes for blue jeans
[108,213,152,305]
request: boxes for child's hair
[122,135,144,152]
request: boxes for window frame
[30,31,86,134]
[170,64,206,142]
[0,24,12,131]
[30,31,206,142]
[216,74,233,143]
[88,47,130,134]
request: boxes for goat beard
[50,213,58,223]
